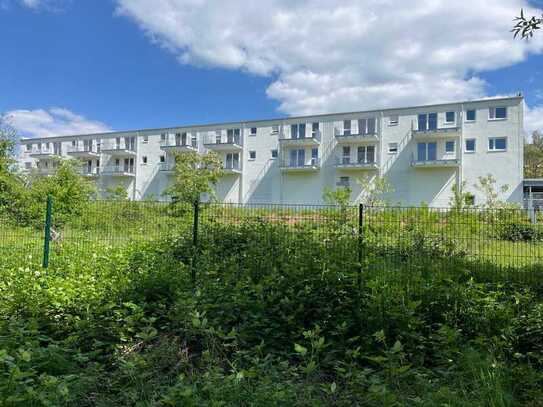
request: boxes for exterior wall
[17,96,525,207]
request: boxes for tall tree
[512,9,542,39]
[524,130,543,178]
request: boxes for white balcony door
[342,146,351,164]
[417,142,437,161]
[289,149,305,167]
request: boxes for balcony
[334,128,379,143]
[280,158,321,172]
[160,136,198,153]
[29,147,61,159]
[204,134,243,152]
[100,141,137,157]
[79,167,100,177]
[222,163,242,175]
[335,157,379,171]
[35,167,57,176]
[279,131,321,147]
[67,146,100,159]
[411,158,460,168]
[159,162,176,174]
[101,165,136,177]
[412,127,460,139]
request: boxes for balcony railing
[334,128,378,142]
[160,135,198,151]
[410,157,460,168]
[101,165,136,176]
[159,162,176,172]
[67,145,100,158]
[100,140,137,155]
[412,127,460,138]
[335,156,379,169]
[279,130,321,146]
[29,147,62,158]
[203,133,243,151]
[79,167,100,177]
[222,162,242,174]
[280,158,321,171]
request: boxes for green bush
[497,222,543,242]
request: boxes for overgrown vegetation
[2,209,543,405]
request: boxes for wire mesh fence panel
[0,214,44,267]
[1,200,543,289]
[48,200,193,262]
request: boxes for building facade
[18,96,525,206]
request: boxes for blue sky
[1,0,543,137]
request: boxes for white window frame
[143,135,149,143]
[465,138,476,153]
[249,127,257,136]
[249,150,256,160]
[388,115,399,126]
[445,111,455,124]
[271,125,279,134]
[488,107,507,121]
[271,149,278,159]
[159,155,165,163]
[142,156,148,165]
[445,140,455,154]
[388,142,398,154]
[488,137,507,152]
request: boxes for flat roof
[524,179,543,187]
[20,95,523,143]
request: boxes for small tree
[524,131,543,178]
[25,159,96,227]
[105,184,129,201]
[473,174,509,209]
[163,151,224,204]
[0,116,26,220]
[449,181,475,210]
[355,174,393,207]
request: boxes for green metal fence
[2,198,543,286]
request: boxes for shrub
[497,222,543,242]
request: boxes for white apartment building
[18,96,525,207]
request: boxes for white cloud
[3,108,111,138]
[115,0,543,115]
[526,104,543,135]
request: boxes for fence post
[42,195,53,268]
[357,203,364,291]
[191,199,200,285]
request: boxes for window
[337,176,350,187]
[96,159,100,167]
[160,133,166,141]
[312,122,319,136]
[289,149,305,167]
[418,113,437,131]
[291,123,306,139]
[358,145,376,163]
[358,118,376,135]
[466,109,476,122]
[417,142,437,162]
[445,111,455,123]
[343,120,351,136]
[388,143,398,154]
[250,127,257,136]
[249,150,256,160]
[342,146,351,164]
[227,128,241,144]
[191,135,197,148]
[465,138,476,152]
[311,148,319,165]
[488,137,507,151]
[226,153,240,169]
[445,140,455,153]
[143,135,149,143]
[489,107,507,120]
[271,125,279,134]
[142,156,148,164]
[72,140,76,147]
[271,149,278,159]
[26,144,32,151]
[389,115,399,126]
[159,155,165,163]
